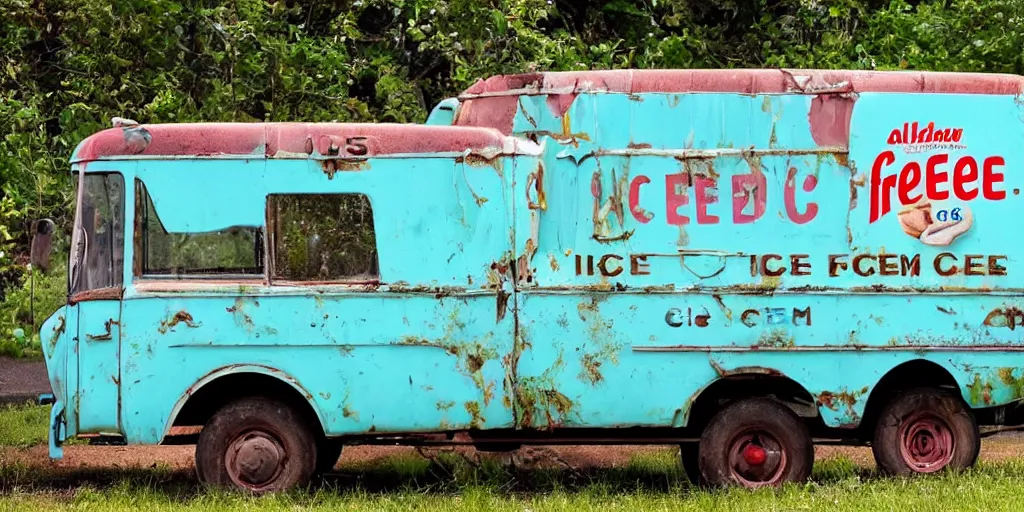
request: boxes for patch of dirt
[0,356,50,405]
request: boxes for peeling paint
[157,311,200,334]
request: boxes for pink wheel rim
[898,412,955,473]
[225,429,287,491]
[727,432,787,488]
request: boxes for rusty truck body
[34,68,1024,492]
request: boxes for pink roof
[71,122,516,163]
[459,69,1024,97]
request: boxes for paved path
[0,356,50,405]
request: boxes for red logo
[868,124,1004,224]
[887,122,966,154]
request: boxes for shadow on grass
[0,449,891,501]
[0,450,700,499]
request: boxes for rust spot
[808,93,856,148]
[226,299,255,331]
[496,288,510,322]
[984,307,1024,329]
[642,284,676,293]
[628,142,652,150]
[48,315,66,352]
[466,353,485,373]
[464,401,485,429]
[711,294,732,321]
[463,153,504,175]
[968,373,994,406]
[518,101,538,127]
[835,152,850,168]
[342,404,358,419]
[817,391,836,409]
[578,354,604,385]
[848,178,859,217]
[510,343,576,430]
[69,287,123,305]
[525,161,547,210]
[436,400,456,411]
[158,310,201,334]
[483,381,495,406]
[321,158,368,179]
[548,253,560,271]
[516,238,537,285]
[397,336,460,356]
[709,358,727,377]
[815,386,869,421]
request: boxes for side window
[73,173,126,294]
[135,179,264,277]
[268,193,379,283]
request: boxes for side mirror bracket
[30,218,55,273]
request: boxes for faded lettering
[665,307,711,328]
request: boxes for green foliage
[0,265,67,359]
[1,0,1022,355]
[273,194,379,281]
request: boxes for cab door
[70,171,127,434]
[75,299,122,432]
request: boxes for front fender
[161,364,327,442]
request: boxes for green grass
[6,454,1024,511]
[4,403,1024,510]
[0,402,50,447]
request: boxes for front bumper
[40,394,66,459]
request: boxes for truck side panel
[117,156,519,443]
[510,90,1024,429]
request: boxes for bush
[1,0,1023,358]
[0,265,67,360]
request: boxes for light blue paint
[39,84,1024,458]
[426,97,460,126]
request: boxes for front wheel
[195,396,317,493]
[679,442,703,486]
[698,397,814,489]
[871,387,980,476]
[315,438,344,476]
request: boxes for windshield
[70,173,125,296]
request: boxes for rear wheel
[195,396,317,493]
[697,397,814,489]
[871,387,979,476]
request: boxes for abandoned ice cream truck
[31,68,1024,492]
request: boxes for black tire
[195,396,317,493]
[315,438,344,476]
[698,397,814,489]
[679,442,703,486]
[871,387,980,476]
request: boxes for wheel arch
[162,364,327,442]
[858,358,962,435]
[684,366,824,434]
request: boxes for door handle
[86,319,119,342]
